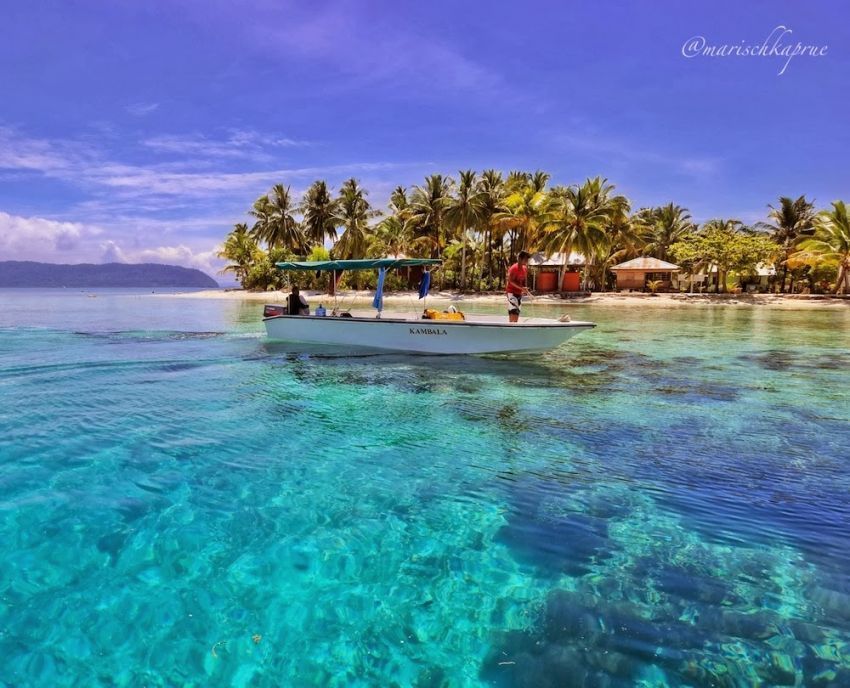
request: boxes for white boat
[262,258,595,355]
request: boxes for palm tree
[267,183,304,252]
[301,180,339,248]
[478,169,507,287]
[795,201,850,294]
[217,223,259,285]
[496,173,553,258]
[636,203,695,262]
[544,177,619,290]
[590,195,636,291]
[248,194,274,246]
[334,178,378,259]
[757,195,815,293]
[389,186,410,218]
[368,215,413,258]
[407,174,454,259]
[445,170,486,289]
[529,170,550,194]
[250,184,304,253]
[702,218,743,233]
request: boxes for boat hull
[263,314,594,354]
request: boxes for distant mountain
[0,261,218,288]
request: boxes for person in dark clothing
[288,286,310,315]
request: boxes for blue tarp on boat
[372,268,386,311]
[418,270,431,299]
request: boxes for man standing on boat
[506,251,531,323]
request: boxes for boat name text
[409,327,448,336]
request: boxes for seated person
[287,286,310,315]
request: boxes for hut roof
[610,257,680,271]
[528,251,586,267]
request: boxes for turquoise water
[1,289,849,687]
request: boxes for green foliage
[243,256,284,291]
[407,174,454,259]
[300,180,339,247]
[222,172,847,295]
[756,195,815,293]
[308,245,330,262]
[334,178,378,260]
[444,170,486,289]
[218,223,260,283]
[634,204,695,262]
[670,221,776,293]
[795,201,850,293]
[250,185,305,253]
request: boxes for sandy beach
[163,289,850,310]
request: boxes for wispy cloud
[86,161,410,199]
[0,125,412,204]
[0,124,424,273]
[241,2,502,96]
[553,128,721,180]
[0,125,89,174]
[142,129,313,160]
[125,102,160,116]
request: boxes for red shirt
[507,263,527,295]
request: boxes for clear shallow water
[1,289,849,687]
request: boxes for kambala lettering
[409,327,448,335]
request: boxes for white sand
[160,289,850,310]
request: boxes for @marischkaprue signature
[682,25,828,75]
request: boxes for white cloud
[0,211,102,258]
[0,210,223,278]
[100,240,128,263]
[129,244,223,276]
[0,125,422,275]
[98,240,223,277]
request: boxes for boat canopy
[275,258,441,272]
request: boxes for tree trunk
[780,250,789,294]
[485,226,493,289]
[460,229,467,291]
[836,263,849,294]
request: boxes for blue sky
[0,0,847,280]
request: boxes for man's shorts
[507,293,522,315]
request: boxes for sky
[0,0,848,282]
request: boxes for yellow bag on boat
[423,308,465,321]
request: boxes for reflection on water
[0,290,848,686]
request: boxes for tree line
[218,172,850,294]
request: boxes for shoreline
[160,289,850,310]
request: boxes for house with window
[610,257,680,292]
